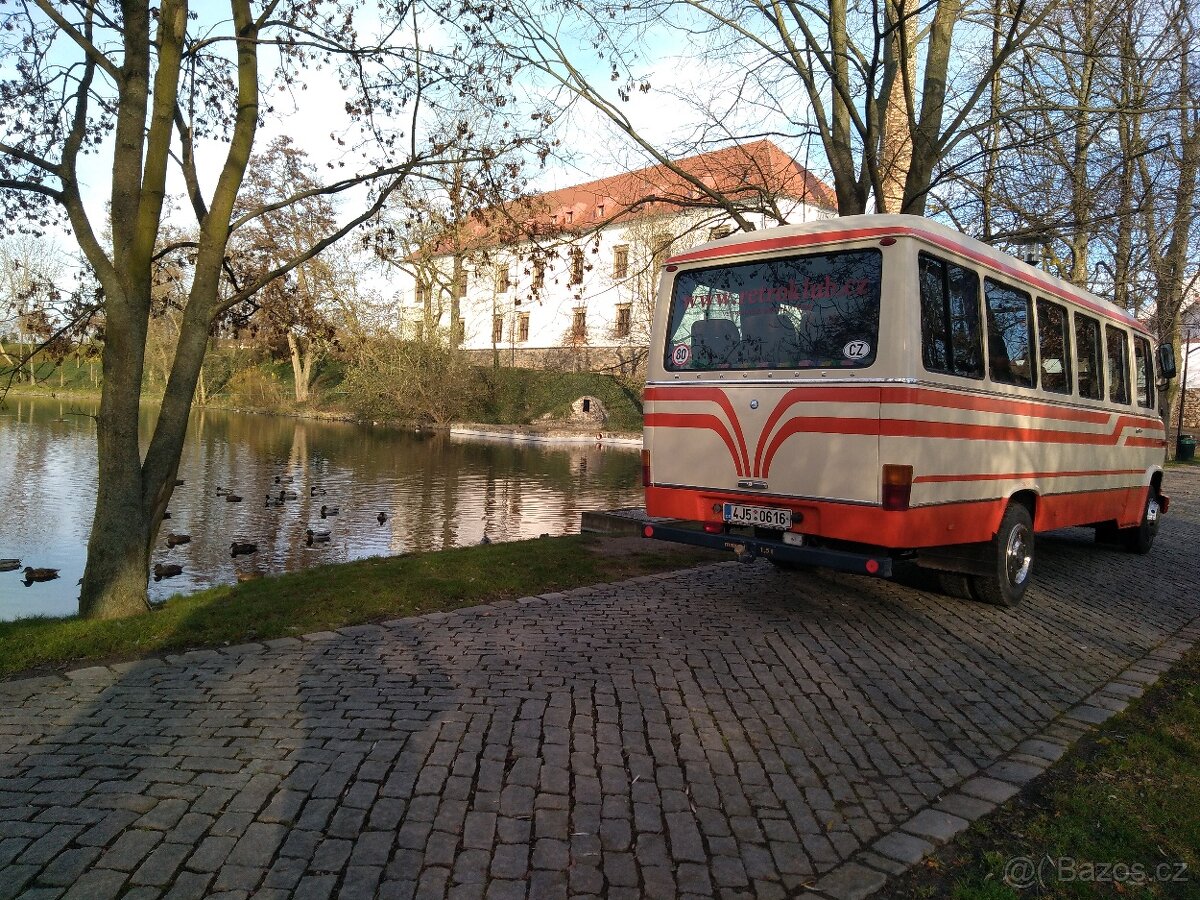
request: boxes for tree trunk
[1112,10,1138,312]
[287,331,311,403]
[901,0,962,214]
[828,0,867,214]
[1067,0,1097,286]
[879,0,915,214]
[79,293,154,619]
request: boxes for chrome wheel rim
[1006,524,1033,586]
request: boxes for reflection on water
[0,397,643,621]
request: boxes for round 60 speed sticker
[843,340,871,360]
[672,344,692,366]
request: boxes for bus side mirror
[1157,344,1177,380]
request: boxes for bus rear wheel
[970,503,1034,607]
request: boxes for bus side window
[1133,336,1155,409]
[1074,314,1103,400]
[1106,325,1131,405]
[919,254,950,371]
[1036,297,1072,394]
[919,251,982,378]
[984,278,1035,388]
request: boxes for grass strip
[0,535,720,681]
[890,645,1200,899]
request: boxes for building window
[565,210,574,224]
[492,314,504,343]
[416,280,432,311]
[518,313,530,343]
[454,269,468,299]
[569,247,584,285]
[615,304,632,338]
[494,264,510,294]
[612,245,629,279]
[532,258,545,290]
[572,307,587,340]
[595,204,605,219]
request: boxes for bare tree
[0,1,535,618]
[222,137,347,404]
[938,0,1198,342]
[475,0,1055,217]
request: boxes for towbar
[642,523,893,577]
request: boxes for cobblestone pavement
[3,469,1200,900]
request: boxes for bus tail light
[641,450,651,487]
[703,523,724,534]
[882,465,913,511]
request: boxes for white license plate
[723,503,791,529]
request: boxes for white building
[402,140,837,374]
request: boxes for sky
[1,1,816,301]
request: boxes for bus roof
[664,214,1149,336]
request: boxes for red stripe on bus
[756,417,1158,477]
[882,386,1116,424]
[913,468,1145,484]
[642,387,751,473]
[665,224,1148,335]
[642,413,746,476]
[752,386,882,475]
[759,417,883,477]
[649,383,1161,429]
[666,227,898,264]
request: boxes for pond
[0,397,643,621]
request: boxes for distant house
[401,140,837,374]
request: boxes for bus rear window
[664,249,882,371]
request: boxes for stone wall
[1181,388,1200,433]
[462,345,644,377]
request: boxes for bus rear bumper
[641,522,893,577]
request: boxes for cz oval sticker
[843,340,870,360]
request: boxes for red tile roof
[439,140,837,254]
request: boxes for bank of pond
[0,398,643,622]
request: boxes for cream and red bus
[641,214,1176,606]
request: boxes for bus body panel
[644,215,1167,560]
[643,384,881,504]
[644,483,1009,547]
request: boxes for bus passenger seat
[691,318,741,368]
[742,314,800,366]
